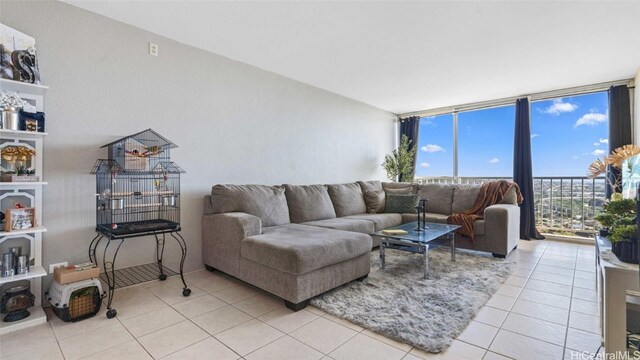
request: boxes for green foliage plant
[381,135,417,182]
[595,198,637,242]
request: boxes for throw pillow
[384,194,420,214]
[384,187,413,195]
[363,190,385,213]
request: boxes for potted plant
[594,198,638,264]
[381,135,417,182]
[0,91,27,131]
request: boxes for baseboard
[541,233,594,245]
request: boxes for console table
[596,236,639,356]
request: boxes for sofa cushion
[452,185,482,214]
[363,190,386,213]
[283,184,336,223]
[382,182,416,194]
[327,183,367,217]
[211,184,290,227]
[417,183,456,215]
[357,180,383,193]
[242,224,371,275]
[384,194,419,214]
[301,218,375,234]
[401,212,450,224]
[343,213,403,231]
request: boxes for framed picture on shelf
[4,207,35,232]
[19,110,45,132]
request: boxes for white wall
[0,1,395,280]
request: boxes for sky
[414,91,609,178]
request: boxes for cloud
[488,158,500,164]
[419,162,430,168]
[420,116,436,126]
[531,133,539,139]
[575,112,608,127]
[572,155,579,159]
[592,149,606,156]
[544,99,578,115]
[421,144,445,153]
[593,138,609,147]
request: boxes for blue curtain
[513,98,544,240]
[399,116,420,182]
[607,85,632,198]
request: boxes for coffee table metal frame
[374,222,460,278]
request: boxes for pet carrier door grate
[88,129,191,319]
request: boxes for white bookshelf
[0,79,48,334]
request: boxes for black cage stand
[88,228,191,319]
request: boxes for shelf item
[0,266,46,285]
[4,207,36,232]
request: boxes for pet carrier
[46,279,103,322]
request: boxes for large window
[530,92,609,177]
[415,114,453,177]
[415,106,514,179]
[414,92,609,180]
[458,105,515,177]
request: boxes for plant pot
[611,238,639,264]
[1,107,21,130]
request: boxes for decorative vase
[1,107,21,130]
[611,238,639,264]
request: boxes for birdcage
[90,129,185,238]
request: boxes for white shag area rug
[310,247,514,353]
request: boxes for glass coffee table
[371,222,460,278]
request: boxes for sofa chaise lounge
[202,181,519,310]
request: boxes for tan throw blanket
[447,180,523,241]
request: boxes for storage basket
[46,279,104,322]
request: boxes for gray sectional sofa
[202,181,519,310]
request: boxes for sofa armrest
[483,204,520,256]
[202,212,262,277]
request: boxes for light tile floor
[0,239,603,360]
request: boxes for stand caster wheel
[159,274,167,281]
[182,288,191,297]
[106,309,117,319]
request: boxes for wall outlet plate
[49,262,68,273]
[149,43,158,56]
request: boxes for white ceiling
[62,1,640,114]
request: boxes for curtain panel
[513,98,544,240]
[607,85,632,198]
[399,116,420,182]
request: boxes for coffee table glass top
[371,222,460,244]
